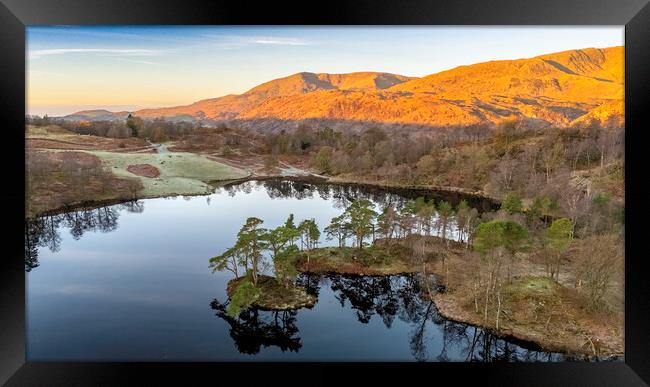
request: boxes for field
[86,150,249,197]
[26,125,250,216]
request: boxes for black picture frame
[1,0,649,385]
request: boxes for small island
[209,215,320,317]
[226,275,316,311]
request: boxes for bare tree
[572,234,624,311]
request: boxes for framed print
[1,0,649,385]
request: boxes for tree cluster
[209,214,319,317]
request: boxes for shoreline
[327,175,500,202]
[27,173,499,219]
[431,292,623,360]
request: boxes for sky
[27,26,624,116]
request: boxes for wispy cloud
[251,37,309,46]
[29,48,163,60]
[205,35,312,49]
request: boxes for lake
[26,179,565,361]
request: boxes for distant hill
[65,47,624,130]
[63,109,131,122]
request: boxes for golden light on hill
[71,46,624,130]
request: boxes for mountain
[390,47,622,100]
[65,47,623,130]
[63,109,131,122]
[129,72,414,121]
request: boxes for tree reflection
[411,302,566,362]
[409,301,434,361]
[25,220,45,272]
[328,274,426,327]
[220,178,498,213]
[119,200,144,213]
[439,319,566,362]
[63,205,120,238]
[295,272,323,296]
[325,273,565,362]
[24,200,142,271]
[210,298,302,354]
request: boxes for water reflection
[211,273,565,361]
[210,298,302,354]
[329,274,423,327]
[330,274,565,362]
[24,200,142,271]
[222,179,498,212]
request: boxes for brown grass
[27,134,149,152]
[26,150,142,217]
[126,164,161,178]
[432,252,624,358]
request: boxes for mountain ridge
[65,46,624,130]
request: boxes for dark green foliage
[211,213,317,315]
[311,146,334,174]
[209,245,241,278]
[126,114,143,138]
[545,218,574,253]
[436,200,454,243]
[474,220,530,256]
[501,192,523,214]
[342,200,377,249]
[274,245,300,288]
[227,278,260,317]
[324,214,349,247]
[543,218,574,281]
[298,219,320,250]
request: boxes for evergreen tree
[343,200,377,249]
[501,192,523,214]
[325,214,349,247]
[544,218,574,281]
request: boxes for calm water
[26,179,565,361]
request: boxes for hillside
[64,109,131,121]
[118,72,412,122]
[569,99,625,129]
[391,47,622,100]
[66,47,624,130]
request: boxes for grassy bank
[227,275,316,310]
[295,245,416,275]
[427,246,624,358]
[26,148,249,217]
[433,275,623,358]
[294,236,462,275]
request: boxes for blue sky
[27,26,624,116]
